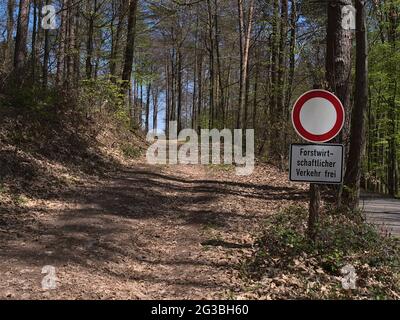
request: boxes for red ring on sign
[291,90,345,143]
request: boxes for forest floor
[0,93,398,299]
[0,157,311,299]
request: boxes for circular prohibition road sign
[291,89,345,143]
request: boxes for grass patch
[121,144,142,159]
[13,194,29,206]
[207,163,235,172]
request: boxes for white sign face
[292,90,345,143]
[299,98,337,135]
[289,144,344,184]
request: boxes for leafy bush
[121,144,142,159]
[78,78,130,127]
[0,84,59,115]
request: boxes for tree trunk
[73,3,81,84]
[197,53,203,133]
[214,0,224,127]
[177,48,183,132]
[110,0,126,79]
[31,0,38,81]
[5,0,15,66]
[152,87,158,131]
[145,83,151,133]
[85,0,96,80]
[237,0,254,129]
[326,0,353,145]
[14,0,30,70]
[207,0,215,129]
[343,0,368,210]
[121,0,139,93]
[308,184,321,241]
[277,0,288,117]
[192,31,198,130]
[326,0,353,206]
[67,0,75,86]
[252,52,259,130]
[165,57,170,135]
[42,0,50,88]
[387,3,399,197]
[269,0,280,155]
[283,0,297,153]
[56,0,67,85]
[284,0,297,112]
[237,0,244,129]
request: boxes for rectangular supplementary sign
[289,144,344,184]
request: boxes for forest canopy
[0,0,399,198]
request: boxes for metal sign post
[290,90,345,240]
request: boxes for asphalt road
[361,194,400,237]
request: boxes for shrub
[121,144,142,159]
[78,78,131,127]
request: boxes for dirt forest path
[0,161,308,299]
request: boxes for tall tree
[5,0,16,67]
[56,0,67,85]
[121,0,139,93]
[326,0,353,143]
[85,0,97,79]
[145,82,151,133]
[42,0,50,88]
[277,0,288,116]
[269,0,280,155]
[386,1,399,196]
[14,0,30,70]
[343,0,369,209]
[237,0,255,129]
[326,0,353,206]
[284,0,297,118]
[110,0,127,80]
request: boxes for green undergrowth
[242,206,400,299]
[121,144,142,159]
